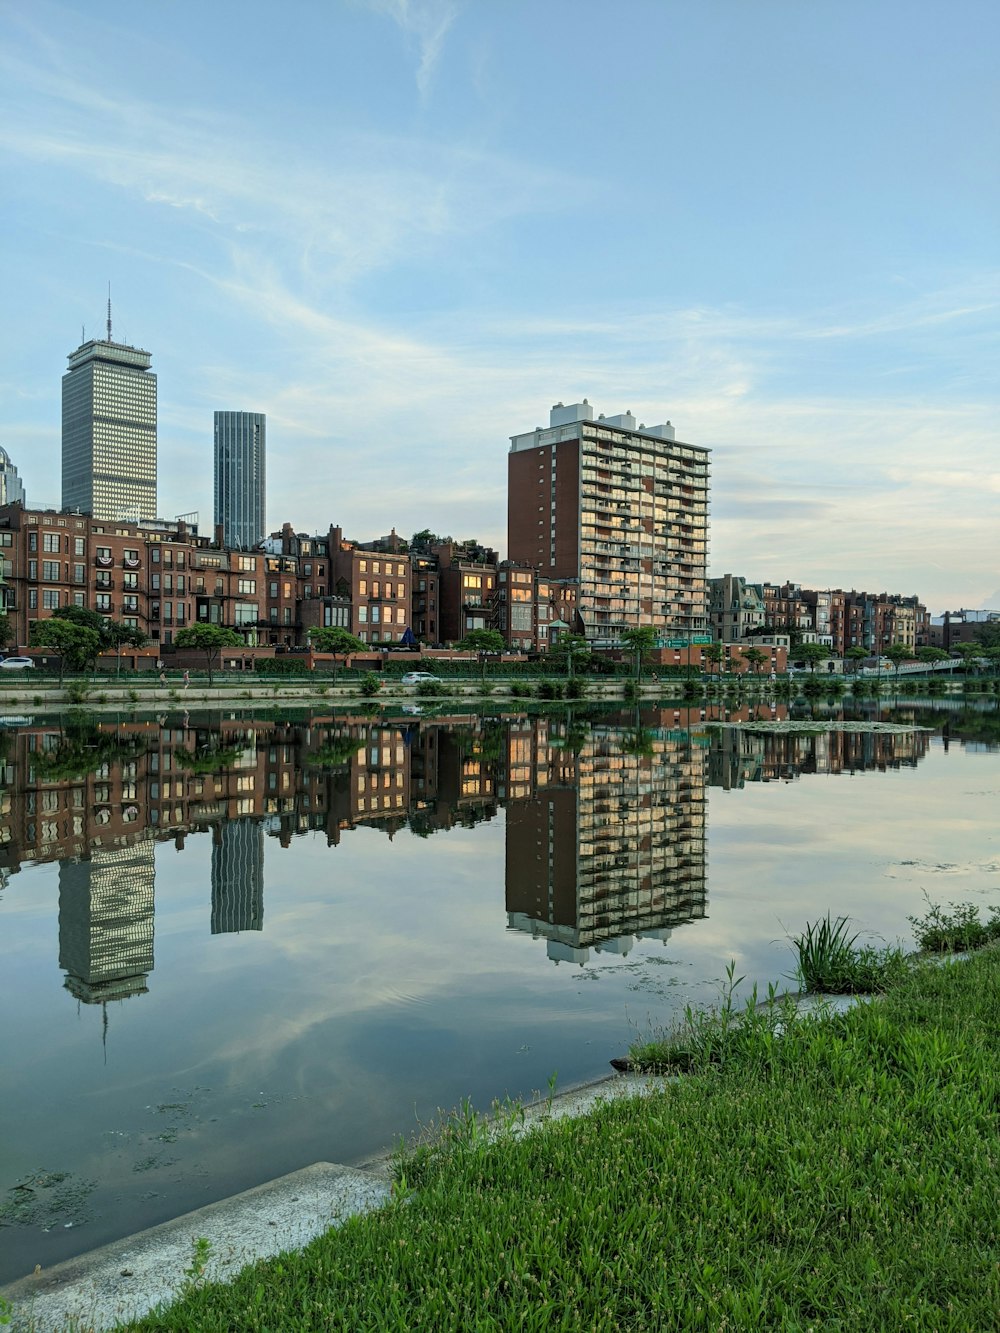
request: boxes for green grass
[121,947,1000,1331]
[793,913,909,993]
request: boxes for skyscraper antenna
[106,283,112,343]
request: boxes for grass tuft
[794,914,909,993]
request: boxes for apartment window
[73,593,85,607]
[151,548,160,563]
[177,575,185,594]
[28,532,37,552]
[42,561,60,581]
[269,582,278,598]
[164,574,173,592]
[123,596,138,612]
[42,533,60,553]
[74,538,85,556]
[358,606,368,623]
[372,561,380,574]
[123,573,138,589]
[95,594,111,612]
[151,573,160,590]
[397,583,404,599]
[239,556,256,571]
[358,580,367,595]
[238,579,256,594]
[303,563,312,576]
[372,581,380,599]
[304,586,312,600]
[370,605,380,623]
[28,589,37,609]
[28,560,37,580]
[42,590,60,609]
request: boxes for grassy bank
[122,942,1000,1331]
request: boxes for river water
[1,699,998,1282]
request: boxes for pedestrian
[183,669,190,690]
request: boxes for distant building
[214,411,266,549]
[708,574,766,642]
[58,842,156,1004]
[62,321,157,521]
[508,400,709,644]
[0,448,26,507]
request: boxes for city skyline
[1,1,997,611]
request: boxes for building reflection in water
[58,842,156,1003]
[504,714,707,965]
[211,820,265,934]
[0,709,935,1001]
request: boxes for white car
[0,657,36,670]
[401,671,441,685]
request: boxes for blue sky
[1,0,997,611]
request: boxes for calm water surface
[1,701,998,1281]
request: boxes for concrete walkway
[1,1072,668,1332]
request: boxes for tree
[547,633,591,679]
[741,647,768,675]
[410,529,441,552]
[173,624,242,685]
[620,626,658,681]
[702,642,724,677]
[794,643,828,674]
[307,626,366,685]
[883,642,914,677]
[845,646,869,675]
[30,619,101,683]
[102,621,148,675]
[953,642,984,673]
[916,646,950,672]
[51,606,147,675]
[0,613,14,651]
[457,628,505,684]
[975,621,1000,650]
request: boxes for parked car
[401,671,441,685]
[0,657,36,671]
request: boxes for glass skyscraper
[61,337,157,521]
[214,411,266,549]
[0,447,26,507]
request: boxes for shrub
[416,679,443,697]
[908,900,1000,953]
[360,672,382,697]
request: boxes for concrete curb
[1,1072,669,1331]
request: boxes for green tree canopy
[0,613,15,650]
[547,633,591,677]
[883,642,915,674]
[741,647,768,674]
[620,625,658,679]
[794,643,829,673]
[975,621,1000,649]
[457,629,505,683]
[307,626,365,655]
[30,619,101,681]
[173,624,243,684]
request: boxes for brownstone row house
[708,574,928,654]
[0,505,571,655]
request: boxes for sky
[0,0,997,613]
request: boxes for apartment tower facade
[214,411,266,549]
[62,331,157,522]
[508,400,709,643]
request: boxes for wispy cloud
[360,0,460,100]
